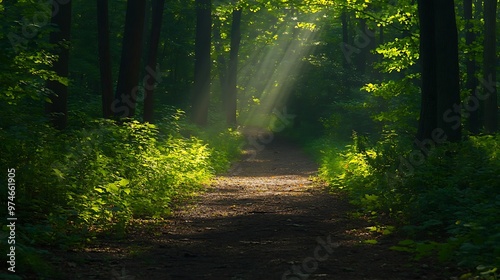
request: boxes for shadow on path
[62,136,451,280]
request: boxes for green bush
[0,92,243,277]
[0,108,242,277]
[316,132,500,274]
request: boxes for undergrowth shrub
[0,109,242,277]
[316,132,500,276]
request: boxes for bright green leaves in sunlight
[0,115,242,241]
[375,38,419,73]
[316,132,500,271]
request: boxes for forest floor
[59,130,459,280]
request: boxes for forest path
[63,131,449,280]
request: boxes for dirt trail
[62,134,451,280]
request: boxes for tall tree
[435,0,461,141]
[416,0,461,142]
[45,0,72,130]
[483,0,497,133]
[225,7,242,126]
[340,8,349,70]
[464,0,480,134]
[214,16,227,101]
[192,0,212,126]
[416,0,437,141]
[355,18,368,75]
[97,0,114,118]
[143,0,166,123]
[113,0,147,118]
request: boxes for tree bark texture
[416,0,461,142]
[45,0,72,130]
[143,0,166,123]
[192,0,212,126]
[113,0,147,118]
[97,0,114,119]
[483,0,498,133]
[225,8,242,126]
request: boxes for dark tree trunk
[97,0,114,119]
[213,16,227,102]
[435,0,461,142]
[192,0,212,126]
[141,0,152,67]
[483,0,498,133]
[417,0,461,142]
[464,0,480,134]
[225,8,242,126]
[45,0,72,130]
[355,19,367,75]
[341,9,349,70]
[113,0,147,118]
[143,0,165,123]
[416,0,437,141]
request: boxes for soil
[58,131,458,280]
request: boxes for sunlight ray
[241,13,322,129]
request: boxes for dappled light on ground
[60,137,453,279]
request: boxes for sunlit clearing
[241,13,322,129]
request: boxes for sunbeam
[240,12,322,129]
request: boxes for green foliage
[362,77,420,134]
[0,228,60,279]
[0,107,242,277]
[317,133,500,274]
[1,115,240,231]
[374,37,419,73]
[0,1,64,104]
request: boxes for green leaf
[95,187,104,193]
[105,183,119,193]
[53,168,65,179]
[118,179,130,187]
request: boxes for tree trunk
[45,0,72,130]
[355,19,367,75]
[213,16,227,103]
[225,8,242,126]
[141,0,152,69]
[417,0,461,142]
[416,0,437,141]
[483,0,498,133]
[143,0,165,123]
[113,0,147,118]
[192,0,212,126]
[435,0,461,142]
[464,0,480,134]
[97,0,114,119]
[341,9,349,70]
